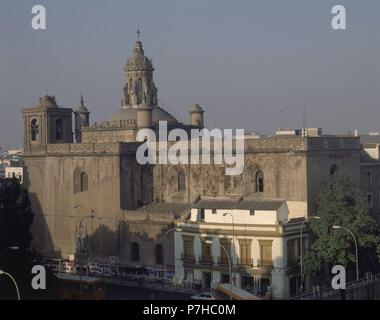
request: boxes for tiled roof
[123,202,191,223]
[136,202,191,215]
[238,198,285,210]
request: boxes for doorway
[203,272,212,289]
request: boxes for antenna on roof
[280,109,284,129]
[303,102,307,129]
[303,101,308,137]
[80,86,85,106]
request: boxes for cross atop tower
[80,87,84,107]
[137,21,141,40]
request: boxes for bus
[56,274,107,300]
[216,283,261,300]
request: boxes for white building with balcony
[5,166,23,183]
[174,195,306,299]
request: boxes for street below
[107,284,193,300]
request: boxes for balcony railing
[199,255,214,265]
[237,257,254,267]
[181,253,195,263]
[217,256,230,266]
[257,259,274,267]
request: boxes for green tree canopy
[0,178,34,250]
[304,173,380,281]
[0,178,58,299]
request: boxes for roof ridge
[157,105,177,121]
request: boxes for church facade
[22,40,206,265]
[21,39,366,297]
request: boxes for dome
[126,41,153,71]
[190,104,204,113]
[78,105,89,112]
[106,106,178,125]
[77,94,89,113]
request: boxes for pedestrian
[197,281,201,293]
[265,286,272,300]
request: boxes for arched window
[129,78,133,91]
[330,164,338,176]
[135,78,143,104]
[80,172,88,192]
[255,170,264,193]
[56,118,63,140]
[140,167,146,203]
[31,119,39,141]
[178,170,185,192]
[131,242,140,262]
[155,244,164,265]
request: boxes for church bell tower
[122,38,158,109]
[22,95,73,153]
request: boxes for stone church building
[21,39,370,296]
[22,39,206,265]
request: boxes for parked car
[190,291,217,300]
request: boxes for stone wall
[152,136,361,219]
[307,148,361,214]
[81,123,136,143]
[360,162,380,224]
[121,221,175,267]
[22,135,362,261]
[23,153,123,258]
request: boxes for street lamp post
[159,228,183,297]
[0,246,19,296]
[74,205,96,300]
[205,240,232,300]
[223,213,235,285]
[300,216,320,294]
[78,214,95,300]
[333,225,359,281]
[0,270,20,300]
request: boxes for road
[107,284,193,300]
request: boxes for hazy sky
[1,0,380,149]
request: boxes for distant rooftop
[360,134,380,144]
[275,127,323,137]
[193,195,285,211]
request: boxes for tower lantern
[122,40,158,109]
[74,93,90,143]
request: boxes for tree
[0,178,58,299]
[303,173,380,283]
[0,179,34,250]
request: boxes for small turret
[189,104,204,128]
[137,101,153,129]
[74,94,90,143]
